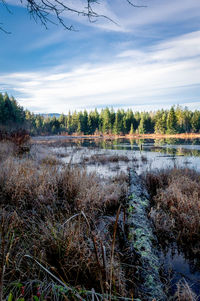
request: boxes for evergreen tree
[101,108,112,134]
[154,110,167,134]
[124,109,135,133]
[113,109,125,134]
[138,114,146,134]
[82,110,89,134]
[191,111,200,133]
[71,111,78,133]
[133,111,141,132]
[138,113,153,134]
[129,123,134,135]
[167,107,178,134]
[35,115,43,134]
[182,108,192,133]
[66,111,72,133]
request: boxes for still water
[47,137,200,174]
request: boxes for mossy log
[128,171,166,301]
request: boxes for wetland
[1,135,200,300]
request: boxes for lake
[39,136,200,176]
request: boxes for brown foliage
[0,129,30,154]
[145,168,200,248]
[0,144,129,299]
[82,154,130,164]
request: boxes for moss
[145,274,154,286]
[127,205,135,213]
[127,171,167,300]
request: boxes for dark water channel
[160,244,200,298]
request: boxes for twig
[62,213,80,227]
[24,255,84,300]
[109,205,121,301]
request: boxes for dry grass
[0,129,30,155]
[0,141,15,161]
[0,142,130,300]
[173,279,198,301]
[82,154,130,165]
[145,168,200,249]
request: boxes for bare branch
[125,0,147,8]
[0,23,11,34]
[0,0,146,32]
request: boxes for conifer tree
[167,107,178,134]
[129,123,134,135]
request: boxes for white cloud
[116,0,200,30]
[1,29,200,113]
[118,30,200,62]
[80,0,200,33]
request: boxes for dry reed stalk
[109,205,121,301]
[174,279,197,301]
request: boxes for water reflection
[42,136,200,173]
[60,137,200,157]
[161,243,200,298]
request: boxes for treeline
[0,93,200,135]
[25,106,200,135]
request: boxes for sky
[0,0,200,113]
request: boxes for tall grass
[145,167,200,250]
[0,141,129,300]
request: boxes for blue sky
[0,0,200,113]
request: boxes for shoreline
[32,132,200,141]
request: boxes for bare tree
[0,0,145,33]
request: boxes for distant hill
[40,113,61,119]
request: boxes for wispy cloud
[118,30,200,62]
[112,0,200,31]
[78,0,200,33]
[1,29,200,113]
[26,31,66,51]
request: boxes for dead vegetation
[144,167,200,300]
[0,129,30,155]
[2,135,199,300]
[173,279,198,301]
[145,167,200,251]
[82,154,130,165]
[0,142,134,300]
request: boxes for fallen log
[127,171,167,301]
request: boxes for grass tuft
[145,168,200,249]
